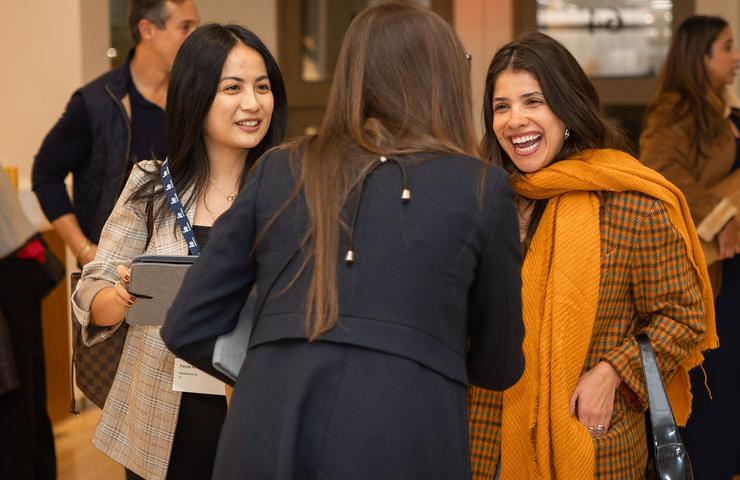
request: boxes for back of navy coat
[161,148,524,479]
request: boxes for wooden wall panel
[41,230,72,424]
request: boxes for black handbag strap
[636,333,683,447]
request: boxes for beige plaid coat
[72,161,199,480]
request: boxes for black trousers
[681,257,740,479]
[0,258,56,479]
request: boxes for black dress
[161,150,525,479]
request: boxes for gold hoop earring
[564,128,570,140]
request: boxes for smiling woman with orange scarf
[468,33,717,479]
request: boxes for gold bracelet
[76,241,93,261]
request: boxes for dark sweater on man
[32,50,167,243]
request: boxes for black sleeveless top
[166,224,226,480]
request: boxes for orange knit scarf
[501,149,717,479]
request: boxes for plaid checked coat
[72,161,200,480]
[468,189,707,479]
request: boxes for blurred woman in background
[641,15,740,479]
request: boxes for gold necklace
[202,197,220,223]
[210,180,237,202]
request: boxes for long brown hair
[294,3,476,340]
[480,32,626,250]
[647,15,729,146]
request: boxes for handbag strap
[636,333,685,448]
[160,159,200,256]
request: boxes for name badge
[172,358,226,396]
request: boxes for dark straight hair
[648,15,728,146]
[128,23,288,236]
[480,32,626,249]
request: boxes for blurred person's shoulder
[645,91,687,125]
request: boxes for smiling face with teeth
[203,43,274,162]
[491,69,566,173]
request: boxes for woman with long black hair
[72,23,287,479]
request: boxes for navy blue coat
[161,148,524,479]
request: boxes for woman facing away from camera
[467,32,717,480]
[640,15,740,479]
[161,4,525,479]
[71,24,287,479]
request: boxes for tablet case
[126,255,196,326]
[127,254,256,381]
[211,246,300,382]
[212,292,257,382]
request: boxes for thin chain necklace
[209,180,237,202]
[202,198,219,223]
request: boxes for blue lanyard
[160,159,200,256]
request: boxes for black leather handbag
[637,333,694,480]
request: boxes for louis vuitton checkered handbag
[70,272,128,412]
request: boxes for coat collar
[105,48,136,100]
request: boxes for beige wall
[0,0,278,220]
[198,0,278,57]
[80,0,113,85]
[0,0,109,194]
[454,0,513,138]
[696,0,740,36]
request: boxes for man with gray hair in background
[32,0,199,266]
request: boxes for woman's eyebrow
[493,91,542,102]
[219,76,244,83]
[219,75,270,83]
